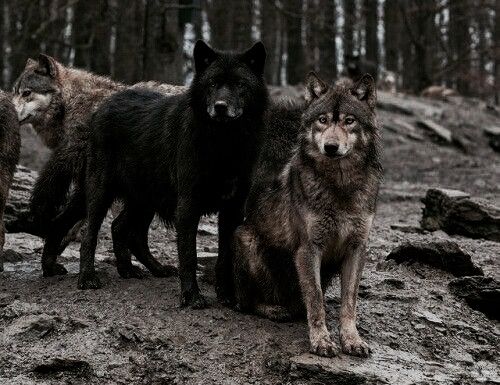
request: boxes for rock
[389,223,423,234]
[448,276,500,321]
[4,166,40,236]
[33,358,92,377]
[416,119,452,143]
[383,119,424,141]
[1,300,41,319]
[484,126,500,152]
[385,240,483,277]
[198,223,218,236]
[2,249,24,263]
[421,188,500,242]
[377,99,414,116]
[413,310,443,325]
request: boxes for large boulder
[421,188,500,242]
[448,276,500,321]
[386,240,483,277]
[4,166,40,236]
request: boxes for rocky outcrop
[421,188,500,242]
[385,240,483,277]
[449,276,500,321]
[4,166,39,236]
[484,126,500,152]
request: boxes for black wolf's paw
[150,264,178,278]
[256,304,292,322]
[180,290,208,309]
[216,287,235,307]
[340,333,371,357]
[310,333,340,357]
[43,263,68,277]
[78,271,102,290]
[117,265,146,279]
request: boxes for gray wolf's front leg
[295,244,340,357]
[339,242,370,357]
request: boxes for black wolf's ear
[194,40,217,74]
[305,71,328,102]
[36,54,58,78]
[242,42,266,75]
[352,73,376,109]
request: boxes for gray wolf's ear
[352,73,376,109]
[242,42,266,75]
[194,40,217,74]
[25,58,37,68]
[305,71,328,102]
[36,54,58,78]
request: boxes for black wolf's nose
[324,143,339,156]
[214,100,228,115]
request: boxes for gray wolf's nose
[324,143,339,156]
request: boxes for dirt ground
[1,91,499,384]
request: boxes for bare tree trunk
[143,0,183,84]
[384,0,400,73]
[262,0,282,84]
[318,0,337,82]
[286,0,304,85]
[0,0,4,89]
[72,0,92,69]
[8,1,42,84]
[343,0,356,57]
[207,0,252,50]
[363,0,378,80]
[494,0,500,104]
[115,0,145,83]
[449,0,471,94]
[91,0,111,75]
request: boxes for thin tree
[318,0,337,82]
[363,0,378,79]
[285,0,304,85]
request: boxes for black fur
[79,41,268,308]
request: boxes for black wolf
[0,91,20,271]
[79,41,268,308]
[11,54,184,277]
[233,73,382,357]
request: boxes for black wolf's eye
[318,115,327,124]
[22,90,32,98]
[345,117,355,125]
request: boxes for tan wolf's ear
[305,71,328,102]
[36,54,58,78]
[352,73,376,109]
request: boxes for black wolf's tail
[30,129,88,235]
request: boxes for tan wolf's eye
[318,115,327,124]
[345,117,355,125]
[22,90,32,98]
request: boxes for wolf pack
[0,40,382,358]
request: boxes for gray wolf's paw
[150,264,178,278]
[340,332,371,357]
[43,263,68,277]
[310,333,340,357]
[117,265,146,279]
[78,271,102,290]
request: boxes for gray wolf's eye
[318,115,327,124]
[345,117,355,125]
[22,90,32,98]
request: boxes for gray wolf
[233,72,382,357]
[79,40,268,309]
[0,91,20,271]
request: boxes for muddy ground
[1,91,499,384]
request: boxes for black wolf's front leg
[176,197,206,309]
[216,198,244,305]
[295,244,340,357]
[339,242,370,357]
